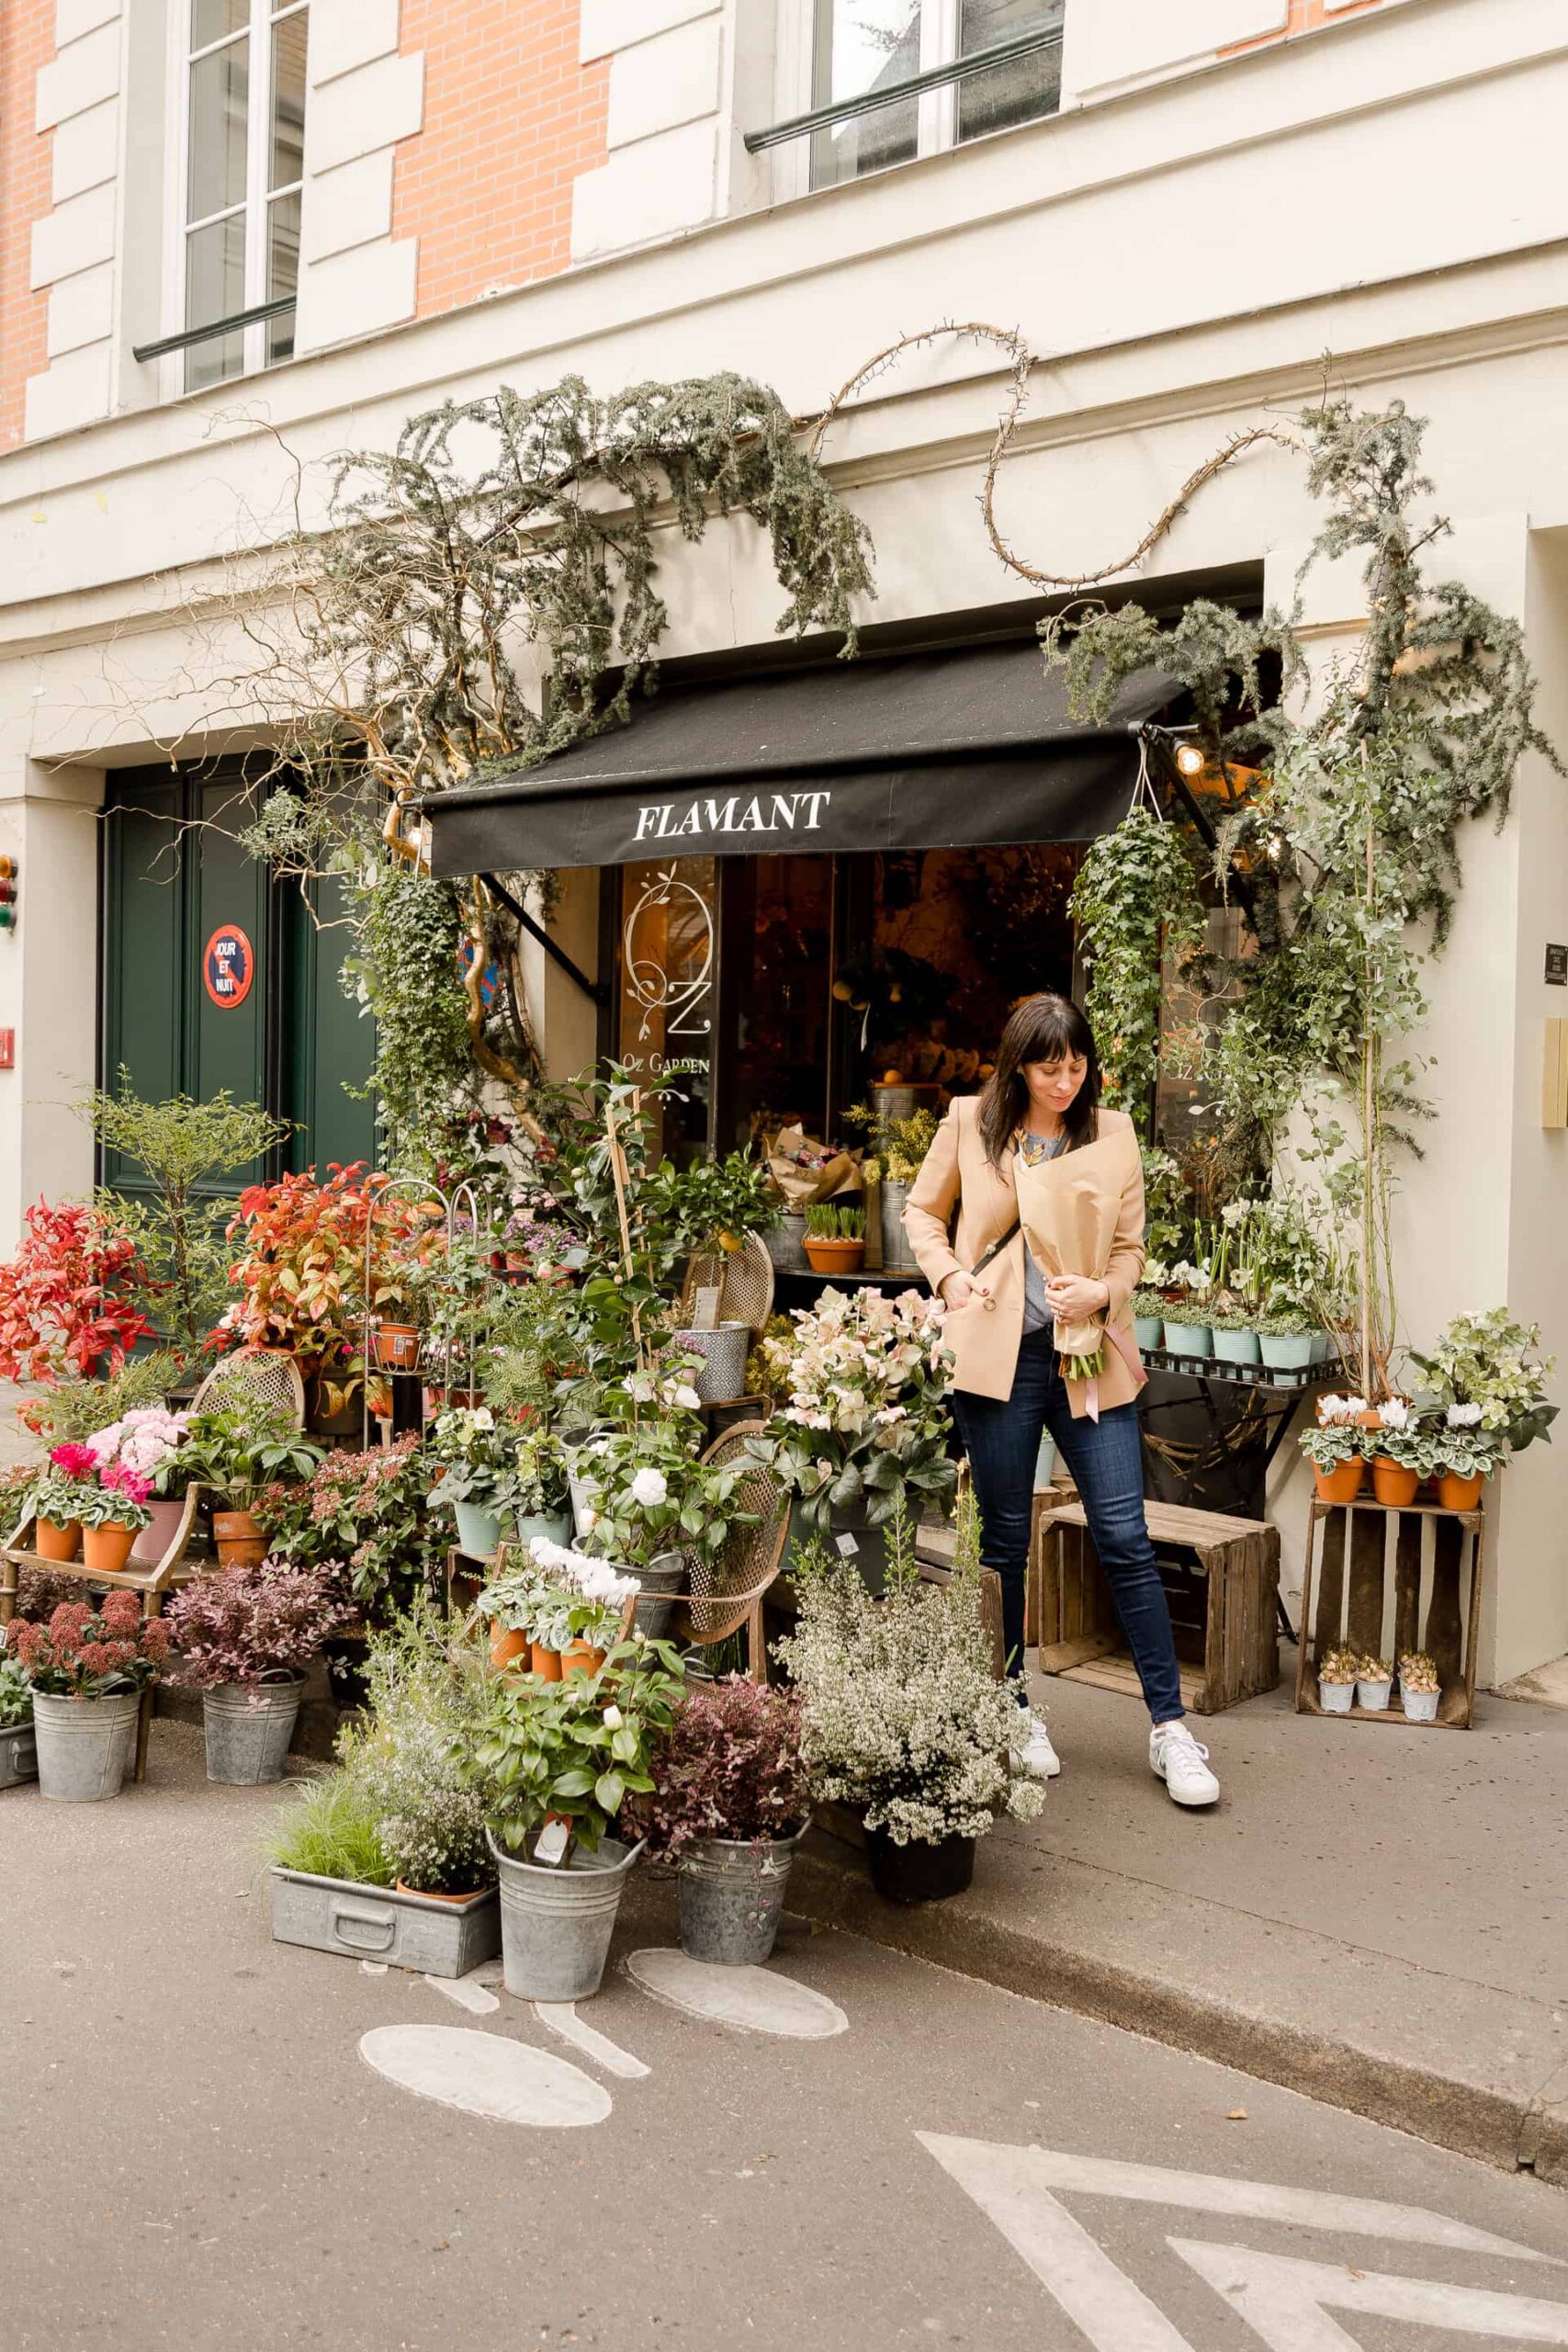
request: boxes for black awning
[424,639,1178,876]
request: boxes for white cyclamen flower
[1376,1397,1412,1430]
[1447,1401,1483,1427]
[630,1466,668,1509]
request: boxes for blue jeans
[951,1329,1185,1724]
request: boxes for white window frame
[160,0,307,401]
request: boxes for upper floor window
[184,0,308,391]
[808,0,1063,189]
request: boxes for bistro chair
[189,1345,306,1429]
[678,1423,790,1683]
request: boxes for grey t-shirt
[1018,1133,1067,1334]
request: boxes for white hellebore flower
[603,1703,624,1730]
[630,1467,669,1509]
[672,1384,701,1411]
[472,1407,494,1430]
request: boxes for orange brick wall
[1223,0,1389,56]
[392,0,611,321]
[0,0,53,454]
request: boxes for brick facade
[0,0,53,454]
[392,0,610,321]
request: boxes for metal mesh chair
[679,1232,775,1335]
[679,1422,788,1682]
[189,1346,306,1428]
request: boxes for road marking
[359,2024,611,2128]
[1174,2240,1568,2347]
[533,2002,651,2078]
[358,1960,388,1976]
[424,1971,501,2016]
[626,1947,849,2039]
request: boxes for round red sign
[203,923,254,1011]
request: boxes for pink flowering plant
[165,1558,355,1690]
[87,1406,191,1497]
[5,1592,170,1697]
[748,1286,956,1532]
[29,1441,112,1530]
[255,1435,442,1616]
[77,1461,153,1532]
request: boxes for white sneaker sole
[1012,1748,1062,1781]
[1152,1757,1219,1808]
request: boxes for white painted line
[626,1947,848,2040]
[424,1971,501,2016]
[358,1960,388,1976]
[1174,2239,1568,2347]
[533,2002,651,2078]
[359,2024,611,2128]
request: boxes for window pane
[187,37,249,221]
[192,0,246,50]
[271,8,308,190]
[811,1,921,190]
[956,0,1063,143]
[266,188,300,362]
[185,212,246,391]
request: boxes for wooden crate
[1294,1497,1483,1730]
[1037,1499,1280,1716]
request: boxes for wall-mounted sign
[1546,943,1567,987]
[203,923,254,1010]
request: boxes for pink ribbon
[1079,1323,1148,1425]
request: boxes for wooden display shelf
[1294,1492,1483,1731]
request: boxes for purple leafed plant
[164,1558,355,1690]
[631,1677,811,1863]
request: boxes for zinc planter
[453,1500,505,1557]
[514,1510,571,1553]
[1134,1315,1164,1352]
[31,1689,140,1802]
[672,1320,750,1406]
[130,1498,186,1567]
[489,1829,644,2001]
[633,1549,685,1641]
[269,1868,500,1977]
[878,1181,919,1272]
[1259,1331,1314,1372]
[1402,1686,1440,1723]
[678,1826,807,1964]
[1161,1321,1213,1360]
[864,1825,975,1905]
[763,1213,809,1274]
[1357,1676,1393,1713]
[202,1676,304,1784]
[1309,1331,1330,1364]
[1,1716,38,1788]
[1211,1327,1262,1368]
[1317,1678,1355,1714]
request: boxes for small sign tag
[691,1283,722,1331]
[534,1819,570,1868]
[835,1532,860,1557]
[1547,944,1568,986]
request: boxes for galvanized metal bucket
[1,1716,38,1789]
[763,1213,809,1274]
[31,1689,140,1803]
[633,1551,685,1642]
[672,1322,750,1406]
[678,1826,807,1965]
[514,1511,571,1554]
[878,1181,919,1272]
[269,1868,501,1977]
[202,1677,303,1784]
[489,1829,643,2001]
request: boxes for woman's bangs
[1014,998,1090,1067]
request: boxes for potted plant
[86,1406,192,1565]
[1130,1275,1167,1354]
[0,1646,37,1789]
[4,1594,169,1801]
[773,1503,1044,1905]
[1366,1398,1421,1507]
[518,1539,641,1678]
[427,1404,519,1557]
[77,1462,155,1576]
[750,1286,956,1593]
[175,1408,325,1566]
[1316,1641,1359,1714]
[165,1557,355,1784]
[1160,1261,1213,1358]
[1207,1299,1262,1369]
[1398,1649,1441,1722]
[367,1261,423,1373]
[578,1397,756,1634]
[1407,1307,1558,1459]
[1299,1396,1369,1503]
[254,1434,441,1627]
[0,1197,154,1385]
[465,1635,688,2000]
[630,1677,811,1965]
[513,1425,572,1550]
[802,1202,866,1275]
[1255,1306,1316,1374]
[1429,1415,1503,1512]
[847,1102,940,1273]
[1356,1651,1393,1711]
[26,1442,103,1560]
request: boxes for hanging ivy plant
[341,867,481,1167]
[1068,807,1206,1135]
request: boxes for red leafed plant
[0,1199,154,1384]
[628,1676,812,1863]
[164,1557,355,1690]
[4,1591,169,1698]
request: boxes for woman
[903,992,1220,1807]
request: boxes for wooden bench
[1037,1498,1280,1716]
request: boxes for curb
[787,1838,1565,2186]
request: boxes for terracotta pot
[1312,1457,1365,1505]
[395,1879,488,1905]
[372,1320,421,1372]
[802,1236,866,1275]
[489,1625,530,1672]
[1371,1456,1419,1508]
[1354,1408,1383,1430]
[35,1517,82,1562]
[561,1641,605,1678]
[213,1509,267,1568]
[1437,1470,1485,1512]
[81,1521,138,1576]
[530,1641,563,1681]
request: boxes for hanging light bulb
[1175,744,1206,777]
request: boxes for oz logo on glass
[203,923,254,1011]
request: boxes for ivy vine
[1068,806,1206,1134]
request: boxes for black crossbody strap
[967,1218,1020,1281]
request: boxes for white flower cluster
[525,1536,640,1609]
[1446,1401,1483,1428]
[630,1467,668,1509]
[88,1407,189,1480]
[625,1370,702,1412]
[763,1285,949,1441]
[1317,1394,1369,1424]
[1375,1396,1412,1430]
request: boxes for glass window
[617,858,716,1163]
[811,1,922,190]
[807,0,1061,187]
[182,0,309,392]
[957,0,1064,144]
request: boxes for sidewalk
[788,1664,1568,2186]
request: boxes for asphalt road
[4,1724,1568,2352]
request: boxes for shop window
[807,0,1063,190]
[616,857,716,1164]
[182,0,308,392]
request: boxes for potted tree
[0,1646,37,1789]
[175,1409,325,1566]
[632,1677,812,1965]
[165,1557,355,1784]
[1316,1642,1359,1713]
[4,1594,169,1801]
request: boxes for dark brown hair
[977,993,1101,1168]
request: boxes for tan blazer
[902,1094,1146,1412]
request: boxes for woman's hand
[940,1270,985,1311]
[1045,1273,1111,1321]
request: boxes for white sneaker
[1150,1721,1219,1808]
[1012,1713,1062,1780]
